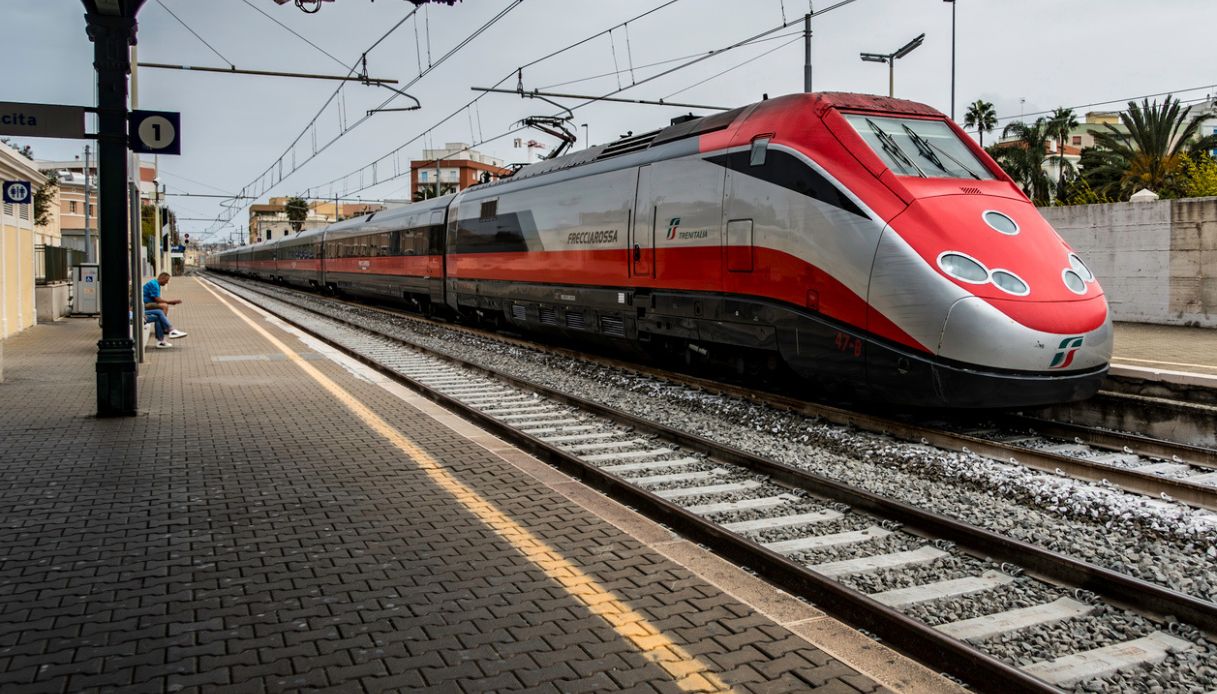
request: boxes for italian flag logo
[1049,336,1084,369]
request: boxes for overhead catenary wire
[157,169,237,197]
[239,0,351,71]
[608,29,624,90]
[624,23,637,85]
[207,7,420,232]
[297,0,696,203]
[154,0,234,68]
[537,30,803,92]
[663,34,804,100]
[289,0,683,203]
[205,2,522,235]
[991,84,1217,125]
[958,83,1217,137]
[303,3,855,205]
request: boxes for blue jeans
[145,309,171,341]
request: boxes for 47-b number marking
[834,331,864,357]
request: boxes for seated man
[145,308,176,349]
[143,272,188,348]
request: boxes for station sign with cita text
[0,102,86,139]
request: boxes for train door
[428,209,446,308]
[725,219,754,272]
[630,164,656,278]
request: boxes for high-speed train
[210,92,1112,408]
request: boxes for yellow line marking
[1113,357,1217,372]
[198,279,734,693]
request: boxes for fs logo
[665,217,681,240]
[1049,336,1084,369]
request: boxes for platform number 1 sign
[128,110,181,155]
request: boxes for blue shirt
[142,279,161,304]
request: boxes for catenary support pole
[85,0,144,416]
[949,0,956,119]
[803,13,812,92]
[83,144,92,263]
[130,43,145,363]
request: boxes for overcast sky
[7,0,1217,241]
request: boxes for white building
[1,141,48,341]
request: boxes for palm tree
[1049,107,1079,200]
[992,118,1055,205]
[284,196,309,232]
[1088,95,1217,198]
[964,100,997,146]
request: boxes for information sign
[129,110,181,155]
[2,181,32,204]
[0,102,86,139]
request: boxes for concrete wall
[35,283,70,322]
[1040,197,1217,327]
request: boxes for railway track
[209,274,1217,514]
[1032,372,1217,451]
[207,275,1217,693]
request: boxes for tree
[992,118,1056,205]
[1076,146,1123,199]
[1056,176,1110,206]
[2,139,58,227]
[964,100,997,146]
[412,182,457,201]
[1049,107,1079,201]
[284,196,309,231]
[140,204,158,256]
[33,170,58,228]
[1170,153,1217,198]
[1088,95,1217,198]
[0,137,34,159]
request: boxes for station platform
[0,277,954,693]
[1112,322,1217,378]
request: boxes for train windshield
[843,114,994,180]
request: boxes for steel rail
[211,275,1217,511]
[209,275,1217,689]
[1005,415,1217,469]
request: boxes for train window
[749,137,770,166]
[843,113,994,180]
[430,224,445,254]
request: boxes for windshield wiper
[901,124,948,173]
[867,118,924,177]
[902,124,981,180]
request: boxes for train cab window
[749,137,770,166]
[842,113,994,180]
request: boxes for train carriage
[320,195,450,311]
[209,91,1112,408]
[271,226,325,290]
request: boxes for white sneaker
[168,330,188,338]
[156,341,173,349]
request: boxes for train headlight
[938,252,989,283]
[983,210,1019,235]
[1062,269,1087,294]
[990,269,1029,296]
[1068,254,1094,282]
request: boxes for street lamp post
[945,0,956,120]
[83,0,146,417]
[860,33,925,98]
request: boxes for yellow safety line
[1112,357,1217,372]
[198,279,734,693]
